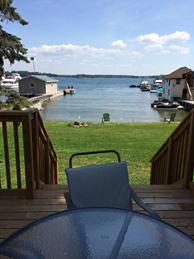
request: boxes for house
[19,75,58,97]
[161,67,194,101]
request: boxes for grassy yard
[0,122,177,186]
[44,122,177,184]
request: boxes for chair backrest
[65,161,132,209]
[102,113,110,122]
[170,113,176,121]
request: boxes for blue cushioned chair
[65,150,160,219]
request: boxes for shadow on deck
[0,184,194,242]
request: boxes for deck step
[0,184,193,240]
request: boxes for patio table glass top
[0,208,194,259]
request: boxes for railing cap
[0,108,38,118]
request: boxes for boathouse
[162,67,194,101]
[19,75,58,97]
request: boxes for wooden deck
[0,184,194,242]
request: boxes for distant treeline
[6,70,164,79]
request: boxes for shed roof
[20,75,58,83]
[163,67,193,79]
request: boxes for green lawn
[45,122,177,184]
[0,122,177,187]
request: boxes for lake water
[40,77,187,122]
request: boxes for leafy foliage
[0,0,29,80]
[0,88,31,110]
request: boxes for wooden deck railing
[150,110,194,187]
[0,109,57,198]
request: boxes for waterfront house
[19,75,58,97]
[161,67,194,101]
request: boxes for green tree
[0,0,29,81]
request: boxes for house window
[168,80,170,86]
[30,83,34,88]
[176,79,180,85]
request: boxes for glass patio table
[0,208,194,259]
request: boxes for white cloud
[29,43,121,57]
[137,31,190,55]
[137,33,161,44]
[137,31,190,44]
[111,40,127,48]
[168,45,190,54]
[131,51,142,58]
[163,31,190,42]
[131,51,139,55]
[144,44,164,51]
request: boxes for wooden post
[0,109,58,195]
[183,110,194,187]
[45,139,51,184]
[31,111,40,189]
[2,122,11,189]
[166,136,174,184]
[54,160,58,184]
[150,160,156,184]
[186,82,193,101]
[22,114,35,199]
[13,122,22,189]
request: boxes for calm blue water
[40,77,186,122]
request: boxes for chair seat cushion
[65,162,132,209]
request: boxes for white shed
[162,67,193,101]
[19,75,58,97]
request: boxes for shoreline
[30,90,63,110]
[43,120,180,125]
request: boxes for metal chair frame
[65,150,160,220]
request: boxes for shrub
[0,89,31,110]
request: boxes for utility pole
[30,57,36,73]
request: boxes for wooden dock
[29,91,63,110]
[0,184,194,242]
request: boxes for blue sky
[3,0,194,75]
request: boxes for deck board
[0,184,194,240]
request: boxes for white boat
[0,73,21,92]
[150,79,163,93]
[63,86,76,95]
[151,100,183,110]
[150,85,158,93]
[139,80,150,91]
[140,80,149,85]
[1,78,19,91]
[154,79,163,85]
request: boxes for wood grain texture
[0,109,58,198]
[151,110,194,186]
[0,184,194,241]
